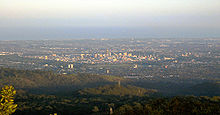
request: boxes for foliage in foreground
[0,86,17,115]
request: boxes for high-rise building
[134,64,138,69]
[106,49,111,57]
[106,49,109,56]
[81,54,85,59]
[68,64,74,69]
[94,54,98,58]
[123,52,127,56]
[106,69,110,74]
[45,56,48,60]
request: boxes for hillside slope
[79,84,157,96]
[0,68,126,92]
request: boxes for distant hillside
[0,68,126,92]
[78,84,157,96]
[183,82,220,96]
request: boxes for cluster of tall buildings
[29,49,163,64]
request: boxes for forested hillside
[1,68,220,115]
[113,96,220,115]
[13,93,220,115]
[183,82,220,96]
[0,68,126,94]
[79,84,157,96]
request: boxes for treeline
[114,96,220,115]
[14,93,220,115]
[14,92,150,115]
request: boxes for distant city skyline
[0,0,220,40]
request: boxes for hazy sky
[0,0,220,39]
